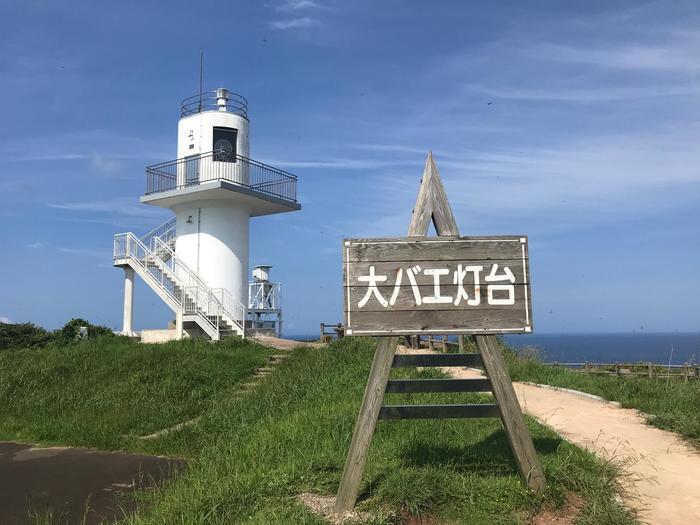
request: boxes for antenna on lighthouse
[198,49,204,112]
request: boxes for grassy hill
[0,336,635,523]
[0,336,270,450]
[126,338,632,524]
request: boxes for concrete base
[140,329,182,344]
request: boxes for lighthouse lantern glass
[213,126,237,162]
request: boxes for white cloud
[0,317,13,324]
[527,32,700,73]
[361,126,700,236]
[276,0,325,12]
[26,241,45,249]
[49,197,162,218]
[268,17,318,30]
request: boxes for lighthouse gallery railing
[145,151,298,204]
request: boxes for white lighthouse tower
[114,88,300,340]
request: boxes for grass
[120,338,633,524]
[504,348,700,447]
[0,336,270,451]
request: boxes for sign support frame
[334,153,545,513]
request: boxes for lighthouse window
[213,127,237,162]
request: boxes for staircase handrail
[140,217,176,250]
[152,237,246,331]
[114,232,181,308]
[115,232,221,337]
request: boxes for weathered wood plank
[334,337,399,513]
[379,403,500,419]
[385,378,492,393]
[392,353,483,368]
[345,238,527,262]
[346,308,531,335]
[476,334,546,494]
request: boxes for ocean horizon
[285,332,700,365]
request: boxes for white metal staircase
[113,218,246,340]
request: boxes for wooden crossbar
[385,378,492,393]
[379,403,500,419]
[392,353,483,368]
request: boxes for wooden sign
[334,153,545,513]
[343,236,532,336]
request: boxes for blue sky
[1,0,698,334]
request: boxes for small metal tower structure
[247,265,282,337]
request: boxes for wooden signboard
[334,153,545,513]
[343,236,532,335]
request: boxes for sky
[0,0,699,335]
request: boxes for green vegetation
[0,321,53,350]
[0,318,114,351]
[0,336,270,450]
[504,348,700,447]
[123,338,632,524]
[0,334,635,523]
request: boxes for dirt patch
[530,493,584,525]
[299,493,373,524]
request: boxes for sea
[286,332,700,365]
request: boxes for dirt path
[396,347,700,525]
[253,335,325,351]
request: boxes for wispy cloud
[26,241,45,249]
[527,32,700,72]
[49,197,162,218]
[358,125,700,236]
[3,129,170,165]
[268,0,330,30]
[268,17,318,30]
[276,0,327,12]
[0,317,13,324]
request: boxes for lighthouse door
[185,155,200,186]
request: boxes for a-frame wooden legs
[335,336,399,513]
[476,335,546,493]
[335,334,545,512]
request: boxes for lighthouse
[114,88,300,341]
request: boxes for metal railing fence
[145,151,297,204]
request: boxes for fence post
[428,336,434,351]
[458,335,464,353]
[442,335,448,352]
[584,362,589,374]
[319,323,324,342]
[648,362,653,379]
[615,363,620,376]
[684,364,689,382]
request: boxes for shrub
[53,318,114,344]
[0,322,52,350]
